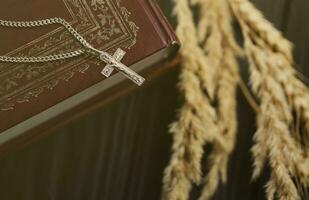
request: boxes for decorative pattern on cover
[0,0,178,137]
[0,0,138,111]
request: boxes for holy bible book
[0,0,178,149]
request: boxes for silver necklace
[0,18,145,86]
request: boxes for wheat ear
[187,0,240,199]
[229,0,309,199]
[161,0,224,199]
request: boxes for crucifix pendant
[101,48,126,77]
[99,48,145,86]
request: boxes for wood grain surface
[0,0,308,200]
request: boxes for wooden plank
[284,0,309,77]
[0,61,181,200]
[251,0,290,30]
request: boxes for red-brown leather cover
[0,0,178,134]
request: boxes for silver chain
[0,17,102,62]
[0,17,145,86]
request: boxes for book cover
[0,0,178,146]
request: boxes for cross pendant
[99,48,145,86]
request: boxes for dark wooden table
[0,1,308,200]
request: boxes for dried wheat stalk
[228,0,309,199]
[163,0,240,199]
[191,0,240,199]
[164,0,309,199]
[161,0,224,199]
